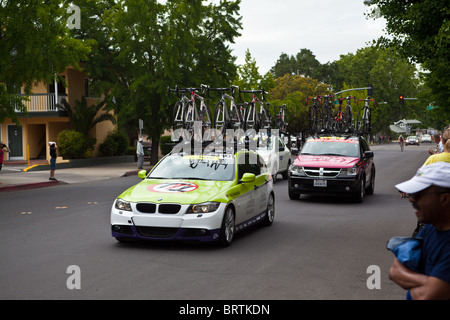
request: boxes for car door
[234,153,262,226]
[277,137,291,173]
[359,138,374,185]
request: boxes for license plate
[314,180,327,187]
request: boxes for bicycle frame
[241,89,270,132]
[211,86,243,137]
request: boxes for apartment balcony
[15,93,68,115]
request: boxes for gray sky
[230,0,386,74]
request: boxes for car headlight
[187,202,220,214]
[340,167,358,176]
[289,164,305,175]
[115,199,132,211]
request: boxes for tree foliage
[72,0,242,164]
[0,0,90,123]
[366,0,449,124]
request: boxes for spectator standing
[49,142,57,180]
[137,138,145,169]
[423,128,450,165]
[0,141,10,172]
[390,162,450,300]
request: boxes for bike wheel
[261,104,272,130]
[213,101,228,139]
[172,101,185,141]
[344,105,353,131]
[322,105,332,131]
[244,102,259,131]
[200,104,213,141]
[363,108,371,133]
[183,101,195,140]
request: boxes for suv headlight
[289,164,305,175]
[340,167,358,176]
[187,202,220,214]
[115,199,132,211]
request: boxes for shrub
[99,129,130,156]
[58,130,89,159]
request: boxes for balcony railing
[15,93,67,113]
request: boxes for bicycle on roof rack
[356,97,375,134]
[168,85,212,141]
[306,96,322,132]
[339,96,355,132]
[274,104,288,134]
[240,88,272,133]
[210,85,244,138]
[320,94,334,131]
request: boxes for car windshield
[148,155,235,181]
[301,138,360,157]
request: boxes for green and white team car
[111,149,275,246]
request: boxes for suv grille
[303,167,341,178]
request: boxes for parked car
[406,136,420,145]
[256,135,292,183]
[288,135,375,203]
[111,150,275,246]
[421,134,432,143]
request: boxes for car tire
[288,187,301,200]
[272,163,278,184]
[353,176,365,203]
[366,168,375,195]
[218,206,235,247]
[262,193,275,226]
[282,160,291,180]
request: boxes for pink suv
[288,135,375,202]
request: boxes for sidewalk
[0,161,149,192]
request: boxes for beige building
[0,67,115,162]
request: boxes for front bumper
[288,174,359,195]
[111,202,226,242]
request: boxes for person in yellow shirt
[423,128,450,166]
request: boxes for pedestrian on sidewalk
[49,142,57,180]
[0,141,10,172]
[390,162,450,300]
[137,137,145,170]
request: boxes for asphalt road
[0,142,432,300]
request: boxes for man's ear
[441,192,450,207]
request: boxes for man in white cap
[137,137,145,169]
[389,162,450,300]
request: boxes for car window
[301,139,360,157]
[149,155,235,181]
[237,153,262,180]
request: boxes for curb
[0,180,59,193]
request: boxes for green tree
[235,49,262,90]
[366,0,449,125]
[334,46,421,134]
[73,0,242,164]
[271,48,334,83]
[269,74,330,133]
[0,0,90,123]
[59,96,116,150]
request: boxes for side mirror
[240,173,255,184]
[138,170,148,179]
[364,151,374,158]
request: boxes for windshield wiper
[319,153,344,156]
[171,177,208,180]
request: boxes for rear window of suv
[300,137,360,157]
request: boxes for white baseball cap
[395,162,450,194]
